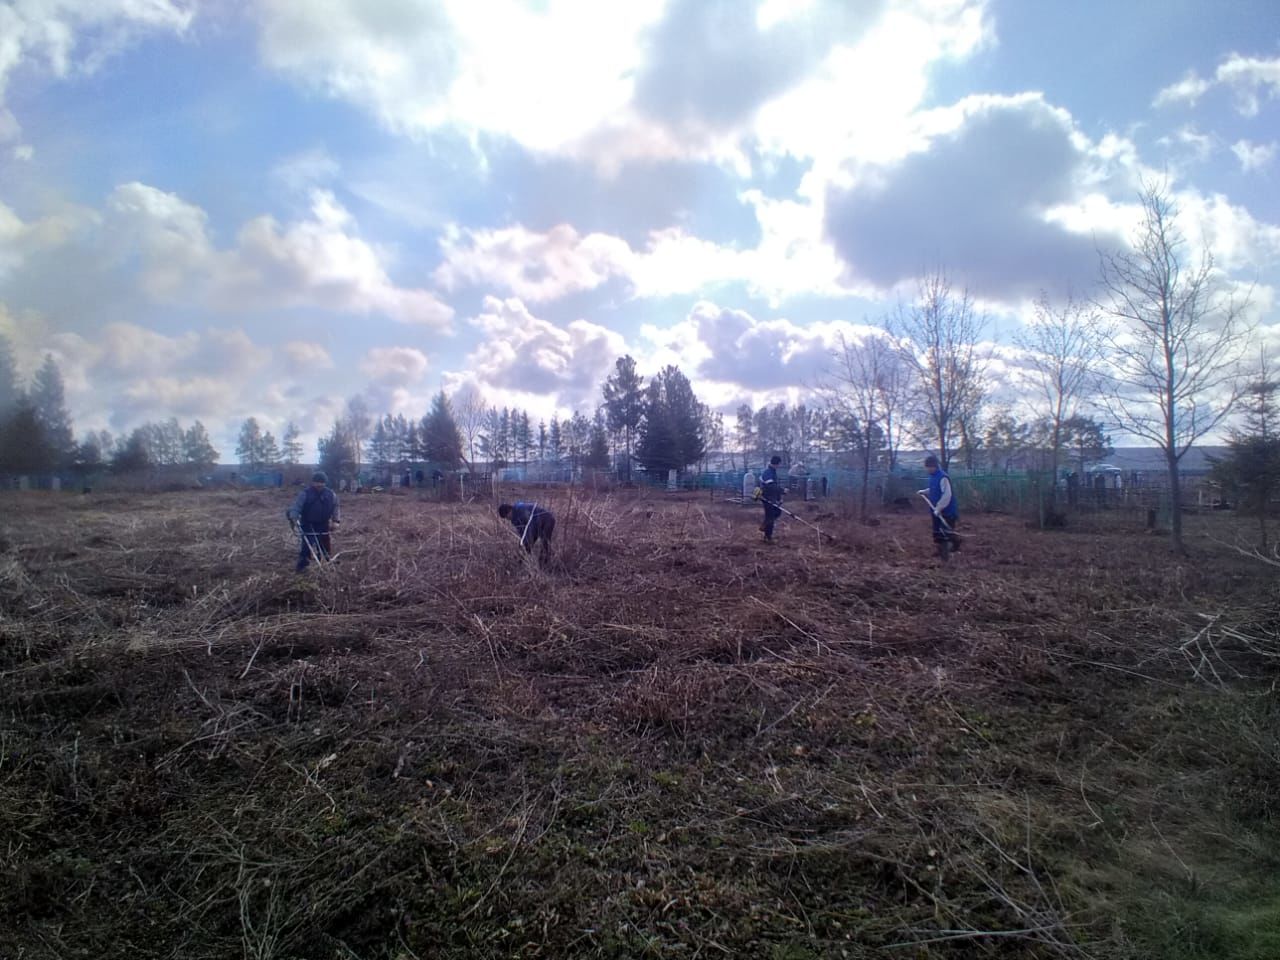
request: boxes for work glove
[752,487,762,501]
[288,517,299,533]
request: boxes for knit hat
[312,470,328,483]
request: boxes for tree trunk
[1166,453,1184,552]
[860,441,871,520]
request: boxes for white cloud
[250,0,991,175]
[0,198,96,280]
[637,300,881,401]
[100,183,455,328]
[434,193,850,309]
[463,295,625,408]
[1231,139,1277,173]
[824,93,1131,301]
[0,0,195,141]
[359,346,429,385]
[435,224,631,303]
[1174,191,1280,275]
[1154,53,1280,116]
[283,340,335,373]
[1153,70,1212,109]
[254,0,659,155]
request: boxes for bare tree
[888,270,988,470]
[1098,180,1252,552]
[343,396,373,475]
[826,330,909,519]
[452,383,487,466]
[1015,290,1108,512]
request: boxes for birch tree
[1098,181,1252,552]
[888,271,988,470]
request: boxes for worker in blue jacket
[498,501,555,555]
[287,471,341,571]
[918,455,961,559]
[756,455,784,542]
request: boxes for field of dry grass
[1,487,1277,959]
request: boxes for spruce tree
[636,365,706,474]
[603,355,644,480]
[30,354,75,467]
[421,391,464,467]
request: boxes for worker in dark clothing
[287,470,341,571]
[917,455,960,560]
[755,455,784,542]
[498,501,555,555]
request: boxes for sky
[1,0,1278,460]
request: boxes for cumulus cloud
[249,0,990,174]
[253,0,657,155]
[0,0,195,141]
[99,183,455,328]
[632,0,884,138]
[434,195,848,309]
[824,93,1127,301]
[435,224,631,303]
[463,296,625,408]
[0,198,96,280]
[359,346,430,385]
[635,301,881,403]
[283,340,335,373]
[12,321,280,441]
[1154,53,1280,116]
[689,302,841,390]
[1173,190,1280,275]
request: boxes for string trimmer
[759,496,838,542]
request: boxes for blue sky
[1,0,1277,459]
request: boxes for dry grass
[0,487,1277,959]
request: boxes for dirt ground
[1,487,1277,959]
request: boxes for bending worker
[287,470,341,571]
[918,454,960,559]
[498,501,555,555]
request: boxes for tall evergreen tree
[368,417,394,474]
[281,422,304,465]
[112,427,151,473]
[548,416,563,463]
[636,365,706,474]
[75,431,107,473]
[260,431,281,466]
[0,403,54,473]
[565,411,591,470]
[30,354,75,467]
[586,409,611,469]
[603,355,645,480]
[318,420,358,481]
[236,417,264,469]
[1063,415,1113,474]
[1211,355,1280,551]
[0,333,19,418]
[421,391,464,466]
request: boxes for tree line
[3,182,1275,554]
